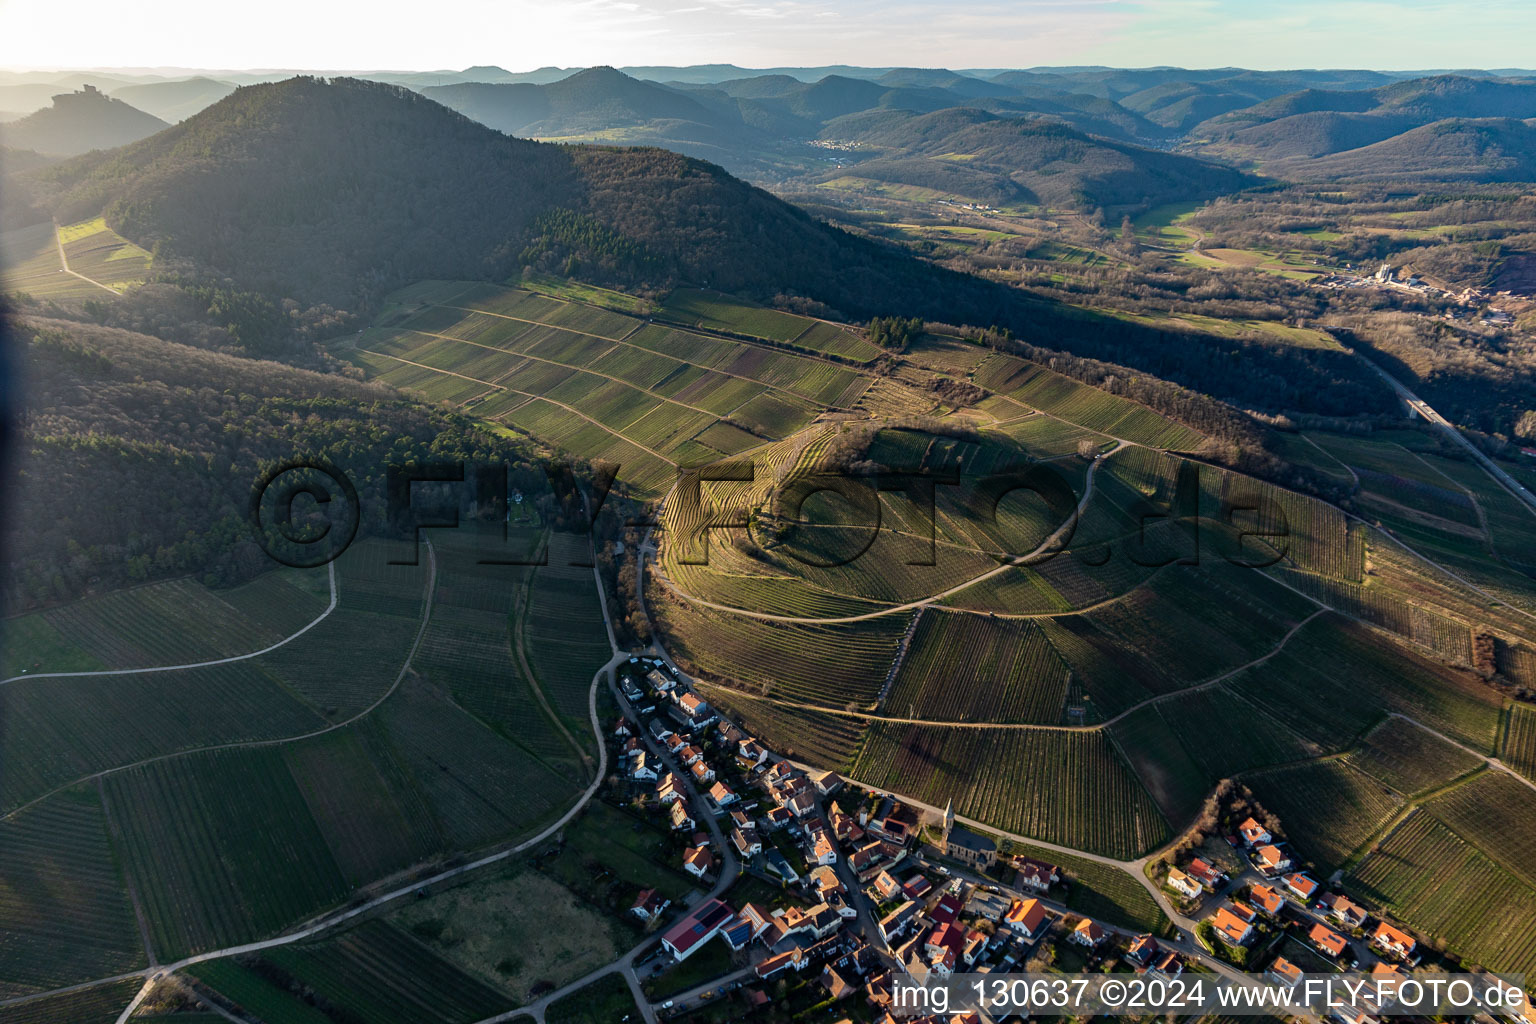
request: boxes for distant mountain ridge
[820,106,1251,209]
[1188,74,1536,176]
[16,76,1386,420]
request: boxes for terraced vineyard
[1425,771,1536,890]
[0,526,590,986]
[0,218,151,299]
[1348,811,1536,976]
[705,691,868,766]
[349,283,897,495]
[0,786,144,997]
[1345,717,1482,795]
[883,612,1070,723]
[850,722,1170,858]
[106,745,352,959]
[1505,703,1536,782]
[655,596,908,709]
[1154,687,1318,779]
[1245,760,1403,871]
[972,353,1206,450]
[0,978,147,1024]
[1230,614,1503,754]
[523,533,613,730]
[254,921,515,1024]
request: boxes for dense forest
[5,311,543,609]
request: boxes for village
[597,655,1527,1024]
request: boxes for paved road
[1,561,338,685]
[470,665,747,1024]
[1355,351,1536,517]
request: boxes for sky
[2,0,1534,73]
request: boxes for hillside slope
[821,106,1251,210]
[1190,74,1536,169]
[22,76,1390,420]
[0,85,167,156]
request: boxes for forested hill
[818,107,1252,209]
[7,315,540,609]
[0,84,168,157]
[19,76,1389,420]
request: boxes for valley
[3,50,1536,1024]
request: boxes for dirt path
[74,552,622,1024]
[2,561,338,686]
[649,440,1126,624]
[52,220,119,296]
[695,607,1328,732]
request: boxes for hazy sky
[3,0,1534,72]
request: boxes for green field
[1110,706,1210,828]
[1347,811,1536,976]
[1246,759,1403,871]
[390,863,624,1004]
[1010,840,1171,936]
[0,786,144,997]
[546,973,641,1024]
[850,722,1169,858]
[883,611,1071,724]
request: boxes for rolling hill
[0,85,168,157]
[108,76,237,122]
[1189,74,1536,170]
[819,106,1251,210]
[422,66,734,136]
[17,76,1394,422]
[1274,117,1536,182]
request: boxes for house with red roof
[1310,922,1349,959]
[1239,817,1273,847]
[661,898,734,960]
[1186,857,1225,890]
[682,846,714,878]
[1127,934,1160,964]
[1212,906,1254,946]
[1069,917,1106,948]
[1319,892,1368,930]
[1255,844,1291,874]
[1267,956,1303,987]
[1003,897,1048,941]
[1283,871,1319,903]
[1372,921,1417,959]
[1249,883,1285,916]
